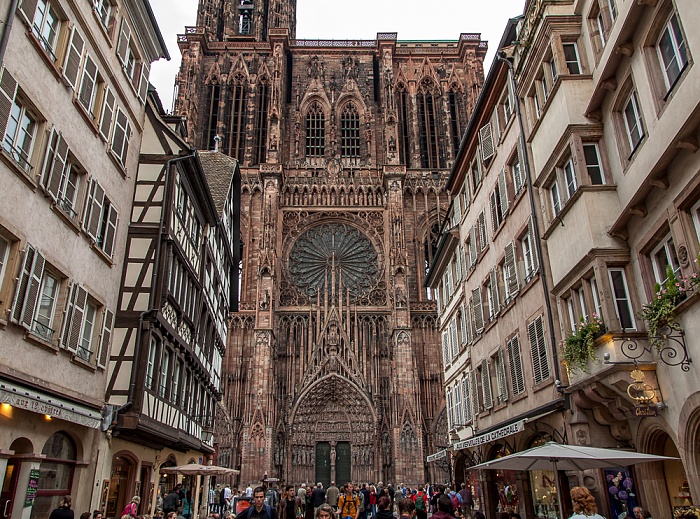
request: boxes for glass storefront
[527,434,559,519]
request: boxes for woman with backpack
[121,496,140,518]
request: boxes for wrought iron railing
[31,320,54,342]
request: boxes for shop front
[0,378,103,519]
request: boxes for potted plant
[562,314,606,374]
[639,259,699,350]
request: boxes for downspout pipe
[0,0,20,66]
[497,51,563,386]
[127,153,195,405]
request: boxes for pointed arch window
[418,80,443,169]
[224,78,247,162]
[424,221,441,300]
[305,102,325,158]
[252,77,269,165]
[341,102,361,158]
[206,83,221,151]
[448,87,464,157]
[397,84,411,166]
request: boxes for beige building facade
[0,0,166,517]
[430,0,700,518]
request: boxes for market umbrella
[469,442,678,519]
[160,465,240,519]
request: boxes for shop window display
[31,432,77,519]
[528,434,559,519]
[604,468,639,519]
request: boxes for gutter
[0,0,19,66]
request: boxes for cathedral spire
[198,0,298,41]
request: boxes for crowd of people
[44,481,676,519]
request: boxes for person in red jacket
[411,487,428,519]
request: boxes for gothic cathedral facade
[174,0,486,485]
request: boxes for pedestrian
[412,486,428,519]
[315,504,336,519]
[337,483,360,519]
[246,487,279,519]
[123,496,141,518]
[398,498,415,519]
[568,487,606,519]
[80,512,91,519]
[312,483,326,513]
[279,485,302,519]
[183,491,194,519]
[431,496,456,519]
[164,488,182,516]
[298,484,308,503]
[632,508,651,519]
[92,511,103,519]
[247,485,254,498]
[473,513,485,519]
[458,484,472,519]
[177,507,187,519]
[359,484,371,519]
[327,482,340,509]
[49,496,75,519]
[374,497,393,519]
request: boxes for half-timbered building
[0,0,167,517]
[100,89,240,517]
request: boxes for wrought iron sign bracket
[607,322,692,372]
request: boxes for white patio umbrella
[468,442,678,519]
[160,464,240,519]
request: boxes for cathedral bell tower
[196,0,297,41]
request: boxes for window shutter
[83,179,105,241]
[470,370,480,416]
[472,287,484,333]
[479,122,494,161]
[138,61,150,103]
[111,108,130,164]
[508,336,525,394]
[528,316,550,384]
[460,304,468,345]
[450,318,459,358]
[462,377,472,423]
[63,27,85,90]
[18,0,39,23]
[446,387,453,429]
[528,216,539,270]
[491,267,500,314]
[42,130,69,202]
[478,211,487,249]
[10,244,36,324]
[63,283,88,353]
[19,250,45,329]
[465,302,473,344]
[504,241,519,297]
[0,67,18,142]
[491,110,501,144]
[97,308,114,369]
[99,87,116,140]
[442,331,450,366]
[482,359,493,410]
[498,168,509,213]
[78,54,98,114]
[490,190,498,231]
[101,204,118,257]
[497,349,508,403]
[469,226,477,267]
[116,19,131,65]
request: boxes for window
[3,93,38,174]
[418,85,443,168]
[94,0,113,31]
[33,272,59,341]
[563,158,577,198]
[462,376,472,424]
[607,0,618,21]
[77,301,97,361]
[78,54,101,118]
[583,143,604,185]
[252,77,269,165]
[548,57,557,88]
[305,102,325,158]
[471,156,482,191]
[512,154,524,194]
[454,382,463,425]
[503,241,519,302]
[472,286,484,333]
[507,336,525,395]
[528,315,551,384]
[650,234,680,284]
[657,13,688,92]
[479,359,493,410]
[397,86,411,166]
[0,237,9,288]
[42,129,84,219]
[83,179,119,257]
[691,198,700,243]
[591,276,603,318]
[565,297,576,331]
[623,91,645,154]
[563,43,581,75]
[172,359,181,405]
[110,107,131,165]
[159,349,171,398]
[446,387,454,428]
[223,81,247,161]
[34,432,76,517]
[115,18,150,103]
[550,180,562,216]
[32,0,61,62]
[578,287,589,321]
[477,211,487,251]
[608,268,636,330]
[486,280,496,322]
[146,338,157,389]
[449,91,463,156]
[495,349,508,404]
[522,220,538,282]
[596,8,607,47]
[341,103,361,158]
[490,188,504,230]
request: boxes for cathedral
[173,0,487,486]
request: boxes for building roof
[197,151,239,216]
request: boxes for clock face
[289,223,379,299]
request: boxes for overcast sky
[149,0,526,112]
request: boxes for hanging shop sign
[426,449,447,463]
[452,420,526,451]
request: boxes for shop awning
[0,379,102,429]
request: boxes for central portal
[315,442,352,487]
